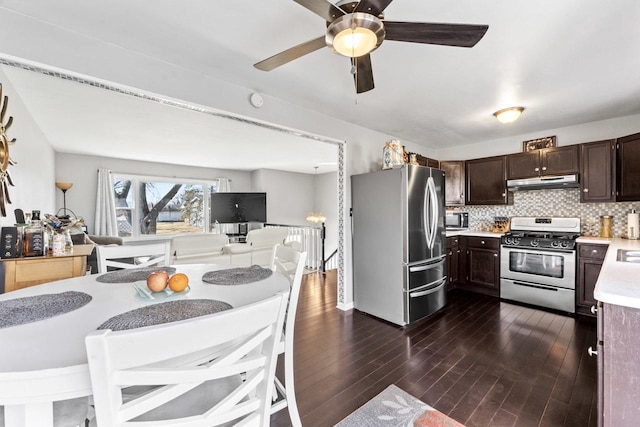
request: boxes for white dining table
[0,263,289,427]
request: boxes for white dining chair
[0,366,90,427]
[268,244,307,427]
[85,292,288,427]
[95,242,170,274]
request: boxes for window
[112,174,219,238]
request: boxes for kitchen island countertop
[445,230,504,238]
[590,237,640,309]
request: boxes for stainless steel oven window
[508,251,565,278]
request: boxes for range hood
[507,173,580,191]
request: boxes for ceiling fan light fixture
[326,13,385,58]
[493,106,525,124]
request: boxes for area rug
[335,385,465,427]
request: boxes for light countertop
[591,237,640,309]
[445,230,504,238]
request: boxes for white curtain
[94,168,119,237]
[215,178,234,235]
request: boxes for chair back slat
[95,242,171,274]
[86,292,288,427]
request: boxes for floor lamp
[55,181,73,218]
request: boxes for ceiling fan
[254,0,489,93]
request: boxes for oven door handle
[512,281,559,291]
[410,278,447,298]
[501,247,575,256]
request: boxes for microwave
[446,211,469,230]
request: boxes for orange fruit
[168,273,189,292]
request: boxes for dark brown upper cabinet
[466,156,509,205]
[580,139,616,203]
[441,161,465,206]
[506,145,579,180]
[616,132,640,201]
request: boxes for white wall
[250,169,314,227]
[437,113,640,160]
[0,67,55,227]
[316,172,338,255]
[55,152,253,234]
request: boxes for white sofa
[170,228,292,267]
[170,234,232,265]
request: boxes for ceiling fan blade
[352,54,374,94]
[254,36,326,71]
[292,0,345,22]
[384,22,489,47]
[354,0,394,16]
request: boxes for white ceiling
[1,0,640,172]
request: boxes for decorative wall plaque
[522,135,556,152]
[0,83,17,217]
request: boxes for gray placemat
[97,299,233,331]
[202,265,273,285]
[96,266,176,283]
[0,291,92,329]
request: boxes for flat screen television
[210,192,267,223]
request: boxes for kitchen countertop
[445,230,504,238]
[590,237,640,309]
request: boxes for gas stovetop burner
[501,216,582,251]
[501,231,580,250]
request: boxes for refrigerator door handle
[409,255,446,272]
[426,176,438,250]
[423,177,431,250]
[410,278,447,298]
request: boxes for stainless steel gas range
[500,217,581,313]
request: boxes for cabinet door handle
[592,249,599,254]
[588,346,598,357]
[542,166,547,171]
[591,305,598,315]
[481,240,485,245]
[583,188,589,193]
[449,251,453,256]
[534,167,540,172]
[501,193,506,197]
[494,253,498,257]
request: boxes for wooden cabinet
[577,243,607,316]
[0,244,93,293]
[459,236,500,297]
[441,161,465,206]
[580,140,616,203]
[616,132,640,201]
[597,302,640,426]
[465,156,509,205]
[506,145,579,180]
[446,236,460,289]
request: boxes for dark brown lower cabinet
[597,302,640,426]
[446,236,460,289]
[457,236,500,297]
[577,243,608,316]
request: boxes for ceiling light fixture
[493,106,525,124]
[326,13,385,58]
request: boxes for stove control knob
[551,241,559,248]
[560,241,569,248]
[531,239,539,247]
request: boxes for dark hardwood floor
[271,271,598,427]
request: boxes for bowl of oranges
[133,272,190,301]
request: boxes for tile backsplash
[456,189,638,237]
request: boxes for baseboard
[337,301,354,311]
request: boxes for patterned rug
[335,385,465,427]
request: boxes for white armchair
[246,228,290,266]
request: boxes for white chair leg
[284,352,302,427]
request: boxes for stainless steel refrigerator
[351,165,447,326]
